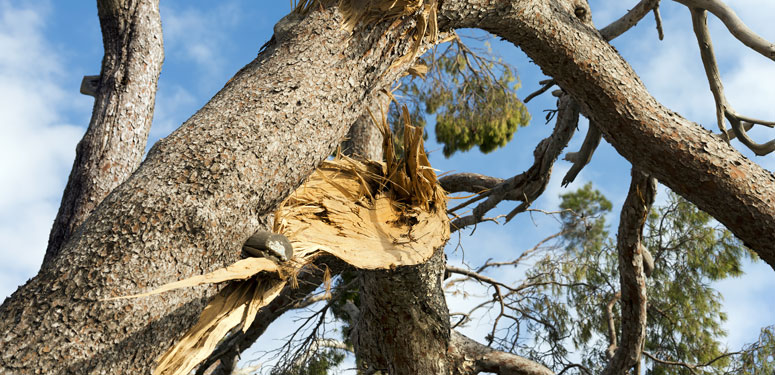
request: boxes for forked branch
[676,0,775,61]
[443,95,579,232]
[688,5,775,154]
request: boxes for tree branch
[44,0,164,264]
[599,0,662,41]
[438,0,775,270]
[562,121,602,186]
[449,330,555,375]
[675,0,775,61]
[448,95,579,232]
[601,169,656,375]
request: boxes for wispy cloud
[160,2,245,87]
[0,1,84,297]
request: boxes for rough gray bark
[0,6,433,374]
[43,0,164,264]
[437,0,775,270]
[340,91,389,160]
[601,169,656,375]
[354,249,451,374]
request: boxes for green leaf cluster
[282,349,346,375]
[393,38,530,157]
[519,184,758,374]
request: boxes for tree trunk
[438,0,775,270]
[340,91,389,160]
[355,249,451,374]
[0,6,433,374]
[44,0,164,264]
[4,1,775,373]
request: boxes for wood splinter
[242,230,293,262]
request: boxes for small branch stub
[243,231,294,261]
[80,75,100,97]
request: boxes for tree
[1,0,774,374]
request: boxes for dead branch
[562,121,602,186]
[449,330,555,375]
[524,79,556,103]
[687,5,775,154]
[599,0,662,41]
[448,95,579,232]
[653,2,664,40]
[676,0,775,61]
[601,169,656,375]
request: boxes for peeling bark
[44,0,164,264]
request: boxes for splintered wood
[278,157,449,269]
[138,122,447,375]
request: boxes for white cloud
[0,1,84,298]
[714,260,775,349]
[160,2,244,83]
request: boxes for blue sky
[1,0,774,370]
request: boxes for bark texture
[601,169,656,375]
[354,249,451,374]
[438,0,775,270]
[0,6,433,374]
[44,0,164,264]
[340,91,389,160]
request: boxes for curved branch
[727,110,775,155]
[450,95,579,232]
[562,121,602,186]
[601,169,656,375]
[449,331,554,375]
[675,0,775,61]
